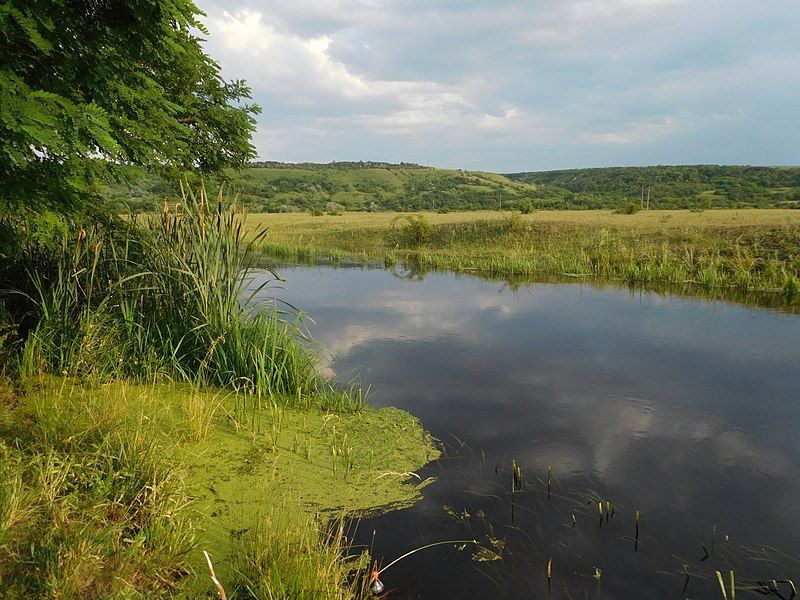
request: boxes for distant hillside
[104,162,549,213]
[104,162,800,213]
[232,163,551,212]
[506,165,800,209]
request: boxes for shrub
[392,214,434,247]
[616,202,641,214]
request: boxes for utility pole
[641,185,645,209]
[646,186,651,210]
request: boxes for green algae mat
[3,378,439,594]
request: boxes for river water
[252,265,800,599]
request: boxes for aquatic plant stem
[377,539,478,575]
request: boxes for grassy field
[246,209,800,305]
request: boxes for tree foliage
[0,0,260,209]
[103,162,800,215]
[507,165,800,209]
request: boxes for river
[251,264,800,599]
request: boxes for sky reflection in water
[251,266,800,599]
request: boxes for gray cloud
[197,0,800,170]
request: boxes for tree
[0,0,260,209]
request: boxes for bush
[616,202,641,214]
[392,214,434,247]
[324,201,344,215]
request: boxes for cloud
[197,0,800,169]
[581,116,682,144]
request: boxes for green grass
[0,378,195,598]
[20,186,321,399]
[245,210,800,307]
[231,517,371,600]
[0,376,438,599]
[0,186,440,598]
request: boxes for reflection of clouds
[250,267,800,547]
[255,266,800,597]
[292,284,517,363]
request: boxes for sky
[197,0,800,172]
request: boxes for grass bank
[0,188,439,598]
[245,210,800,305]
[0,376,437,598]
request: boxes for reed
[16,185,364,413]
[512,459,523,492]
[547,464,552,499]
[717,570,728,600]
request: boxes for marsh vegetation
[0,189,438,598]
[248,209,800,308]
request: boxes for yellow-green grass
[245,210,800,303]
[245,209,800,241]
[2,186,440,598]
[0,377,438,599]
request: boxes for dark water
[253,265,800,599]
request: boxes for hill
[505,165,800,209]
[103,163,800,213]
[104,162,546,214]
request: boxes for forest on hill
[506,165,800,209]
[104,163,800,214]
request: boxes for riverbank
[246,210,800,302]
[0,376,438,598]
[0,188,440,598]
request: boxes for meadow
[247,209,800,304]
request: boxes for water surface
[253,265,800,599]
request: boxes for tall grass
[17,186,344,408]
[230,517,370,600]
[248,212,800,306]
[0,381,195,598]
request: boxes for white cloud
[581,116,681,144]
[565,0,686,22]
[212,10,369,101]
[198,0,800,169]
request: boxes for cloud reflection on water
[249,266,800,598]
